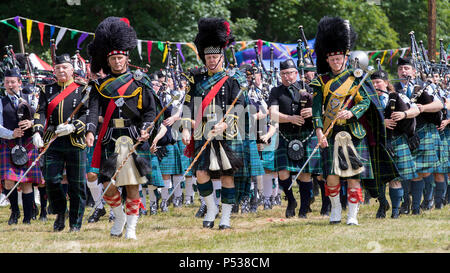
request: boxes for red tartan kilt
[0,141,43,184]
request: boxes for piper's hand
[290,115,305,126]
[385,119,397,130]
[150,140,159,154]
[336,110,354,120]
[182,129,191,145]
[13,128,24,139]
[259,133,270,144]
[86,132,95,147]
[300,108,312,119]
[316,128,328,148]
[210,121,228,137]
[138,129,150,142]
[438,119,450,131]
[32,132,44,148]
[163,116,179,127]
[391,111,406,121]
[55,123,75,136]
[18,120,32,131]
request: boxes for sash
[44,82,80,132]
[184,75,229,158]
[91,77,135,169]
[322,75,355,132]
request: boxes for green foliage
[0,0,447,73]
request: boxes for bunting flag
[70,30,78,40]
[50,25,55,39]
[38,22,45,46]
[147,41,153,64]
[26,19,32,43]
[137,39,143,60]
[257,39,263,56]
[176,43,185,63]
[162,42,169,63]
[157,41,164,52]
[185,42,199,61]
[1,20,18,31]
[55,27,67,49]
[379,50,388,64]
[76,32,89,49]
[14,16,24,29]
[240,41,247,50]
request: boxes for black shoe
[23,218,31,225]
[274,194,282,206]
[32,205,39,220]
[53,214,66,232]
[195,202,207,218]
[184,196,194,206]
[298,212,307,219]
[376,200,390,218]
[203,221,214,228]
[391,209,400,219]
[39,207,48,222]
[435,202,443,209]
[249,195,258,213]
[231,203,239,214]
[139,208,148,216]
[173,196,183,208]
[69,227,81,232]
[285,199,297,218]
[400,196,411,215]
[88,207,106,223]
[263,197,272,210]
[149,201,158,215]
[219,224,231,230]
[160,199,169,212]
[412,208,421,215]
[240,196,250,214]
[8,210,20,225]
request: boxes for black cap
[279,59,296,71]
[370,69,389,81]
[55,54,72,65]
[3,67,21,78]
[397,56,412,67]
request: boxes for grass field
[0,195,449,253]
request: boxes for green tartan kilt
[413,123,441,174]
[135,148,164,188]
[321,127,374,179]
[159,144,183,175]
[261,133,277,172]
[436,129,449,174]
[246,140,265,177]
[444,127,450,170]
[275,130,321,174]
[86,143,99,174]
[390,135,418,181]
[176,140,192,176]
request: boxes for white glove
[32,133,44,149]
[55,123,76,137]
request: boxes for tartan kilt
[390,135,418,181]
[159,144,183,175]
[436,129,449,174]
[176,140,192,176]
[444,127,450,170]
[0,141,43,184]
[246,140,265,177]
[86,144,99,174]
[275,130,321,174]
[261,133,277,171]
[413,123,441,174]
[193,138,247,178]
[135,147,164,188]
[321,127,374,179]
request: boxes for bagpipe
[409,31,443,126]
[252,44,273,102]
[385,91,420,153]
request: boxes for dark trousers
[42,137,87,228]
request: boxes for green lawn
[0,197,449,253]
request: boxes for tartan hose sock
[104,191,122,208]
[410,179,425,211]
[389,187,404,212]
[197,180,214,197]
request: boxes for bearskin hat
[194,17,234,64]
[314,16,357,74]
[87,17,137,74]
